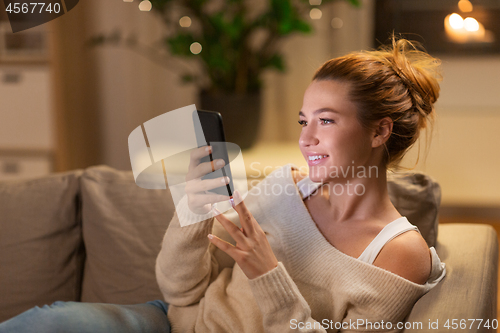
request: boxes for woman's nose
[299,126,319,147]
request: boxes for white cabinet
[0,153,52,180]
[0,65,54,180]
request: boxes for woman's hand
[208,191,279,280]
[185,146,231,215]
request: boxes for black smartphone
[192,110,234,197]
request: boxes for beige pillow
[80,165,175,304]
[0,171,83,322]
[387,171,441,247]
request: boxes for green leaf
[166,34,196,56]
[266,54,286,72]
[149,0,171,12]
[345,0,361,7]
[267,0,292,34]
[292,18,311,34]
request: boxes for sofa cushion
[387,171,441,247]
[0,171,83,322]
[406,223,498,331]
[80,165,175,304]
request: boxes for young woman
[0,37,445,333]
[156,37,446,333]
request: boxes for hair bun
[387,38,442,122]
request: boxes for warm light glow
[464,17,480,32]
[309,8,322,20]
[139,0,152,11]
[309,0,322,5]
[449,13,464,30]
[123,0,134,2]
[444,13,493,44]
[331,17,343,29]
[179,16,192,28]
[458,0,473,13]
[190,42,202,54]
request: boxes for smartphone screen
[193,110,234,197]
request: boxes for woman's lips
[307,155,329,166]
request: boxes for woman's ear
[372,117,393,148]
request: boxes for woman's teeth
[309,155,328,161]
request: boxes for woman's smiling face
[298,79,376,183]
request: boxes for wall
[401,56,500,206]
[82,0,197,170]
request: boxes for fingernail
[233,190,241,202]
[229,197,235,208]
[216,159,225,167]
[205,146,211,152]
[207,234,214,240]
[221,177,229,183]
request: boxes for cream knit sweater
[156,164,444,333]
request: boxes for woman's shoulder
[373,230,432,285]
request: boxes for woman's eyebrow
[298,108,340,117]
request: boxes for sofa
[0,165,498,332]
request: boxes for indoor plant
[93,0,359,148]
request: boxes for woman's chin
[307,172,327,184]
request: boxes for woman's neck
[319,165,399,225]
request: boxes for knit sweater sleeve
[155,195,222,307]
[155,191,248,307]
[249,262,328,333]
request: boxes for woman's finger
[207,234,240,259]
[231,191,255,235]
[187,192,231,209]
[185,176,230,194]
[213,208,249,244]
[187,146,211,173]
[189,158,226,181]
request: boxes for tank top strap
[357,217,419,265]
[296,177,322,200]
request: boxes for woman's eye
[320,118,334,125]
[298,120,307,126]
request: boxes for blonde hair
[312,37,442,169]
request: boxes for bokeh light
[331,17,343,29]
[449,13,464,30]
[464,17,480,32]
[179,16,192,28]
[309,8,322,20]
[139,0,152,11]
[190,42,202,54]
[458,0,473,13]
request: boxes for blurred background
[0,0,499,216]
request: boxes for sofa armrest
[405,223,498,332]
